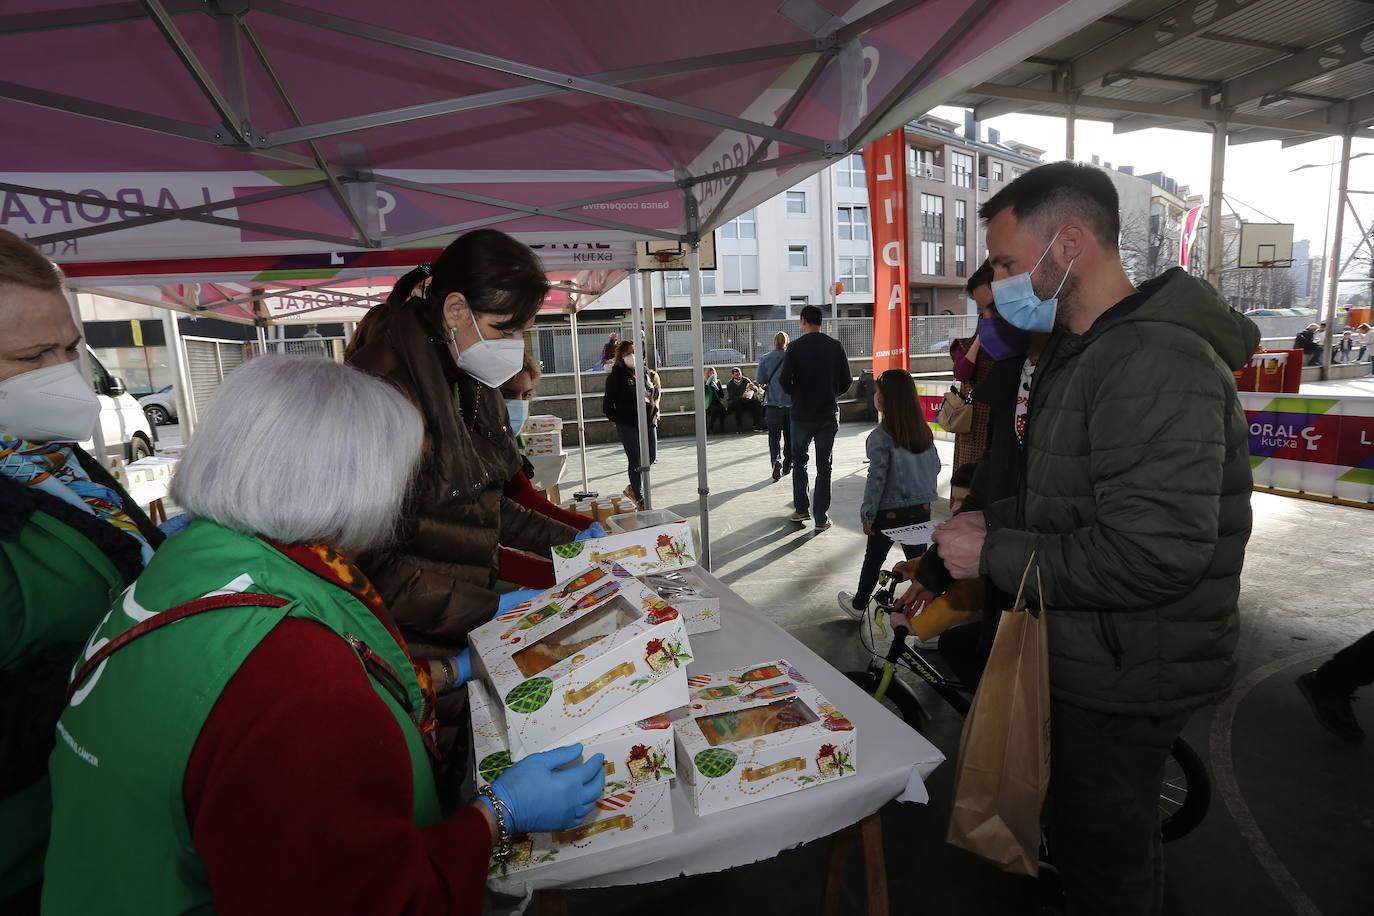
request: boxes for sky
[930,105,1374,263]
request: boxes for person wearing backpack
[756,331,792,480]
[838,369,941,617]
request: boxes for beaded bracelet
[476,784,514,861]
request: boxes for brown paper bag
[945,557,1050,876]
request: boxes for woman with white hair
[43,356,605,915]
[0,230,165,910]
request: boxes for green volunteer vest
[43,520,442,915]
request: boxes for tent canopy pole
[568,308,592,498]
[688,236,711,570]
[629,268,652,509]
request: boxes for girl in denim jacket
[839,370,941,617]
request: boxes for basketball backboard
[637,232,717,271]
[1237,222,1295,268]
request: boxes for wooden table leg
[859,812,890,916]
[536,888,569,916]
[821,824,854,916]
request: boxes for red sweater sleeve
[184,618,492,915]
[499,545,557,589]
[503,471,592,531]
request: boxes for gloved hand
[496,588,542,617]
[451,649,472,688]
[489,743,606,833]
[575,522,607,541]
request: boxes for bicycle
[844,569,1211,843]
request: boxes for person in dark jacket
[1294,324,1321,366]
[602,339,659,507]
[703,367,727,433]
[779,304,852,530]
[346,230,580,770]
[724,367,764,432]
[932,163,1258,916]
[0,230,166,910]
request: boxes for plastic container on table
[606,508,685,533]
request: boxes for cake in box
[672,659,857,815]
[550,521,721,634]
[521,430,563,457]
[469,563,692,759]
[523,414,562,435]
[469,680,675,877]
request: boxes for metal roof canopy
[950,0,1374,146]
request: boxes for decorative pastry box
[469,563,692,760]
[469,679,676,877]
[521,430,563,457]
[523,414,562,435]
[671,659,857,815]
[550,522,721,634]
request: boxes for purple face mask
[977,314,1031,361]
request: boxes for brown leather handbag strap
[64,592,290,706]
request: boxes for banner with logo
[863,129,910,374]
[1178,206,1204,269]
[1240,392,1374,502]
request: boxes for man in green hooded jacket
[934,162,1258,916]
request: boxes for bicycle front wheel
[1160,737,1211,842]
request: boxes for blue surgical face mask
[505,398,530,437]
[990,231,1076,333]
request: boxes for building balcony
[978,177,989,191]
[909,164,945,182]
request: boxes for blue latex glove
[496,588,541,617]
[158,512,193,537]
[488,744,606,833]
[451,649,472,688]
[575,522,607,541]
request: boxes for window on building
[664,270,718,296]
[789,294,810,313]
[920,241,945,276]
[721,254,759,294]
[954,199,967,238]
[787,243,809,269]
[991,161,1003,181]
[955,244,967,277]
[786,190,807,216]
[951,152,974,188]
[920,194,944,239]
[1012,168,1026,179]
[839,256,871,293]
[907,147,935,177]
[719,208,757,239]
[836,153,866,189]
[837,205,870,241]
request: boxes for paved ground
[538,421,1374,916]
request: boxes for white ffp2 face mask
[451,310,525,388]
[623,355,636,369]
[505,398,530,436]
[0,359,101,443]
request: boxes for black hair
[979,162,1120,251]
[966,260,994,295]
[951,461,978,489]
[385,229,548,333]
[800,304,823,326]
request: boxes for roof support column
[1065,94,1076,162]
[1320,131,1353,381]
[1205,121,1226,289]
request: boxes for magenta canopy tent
[1,0,1124,560]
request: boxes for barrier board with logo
[1240,392,1374,503]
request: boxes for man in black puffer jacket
[933,163,1258,916]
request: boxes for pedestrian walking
[779,304,853,531]
[1297,629,1373,743]
[757,331,792,481]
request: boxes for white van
[81,346,155,461]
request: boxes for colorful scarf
[0,435,153,563]
[270,540,441,755]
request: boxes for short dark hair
[800,304,823,326]
[951,461,978,489]
[966,261,994,295]
[979,162,1120,251]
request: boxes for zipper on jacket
[1096,612,1125,670]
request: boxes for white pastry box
[468,679,675,877]
[550,522,721,634]
[523,414,562,435]
[469,563,692,760]
[672,659,857,815]
[521,430,563,457]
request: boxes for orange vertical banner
[862,129,910,373]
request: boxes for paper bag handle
[1011,552,1045,620]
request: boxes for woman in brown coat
[347,230,579,679]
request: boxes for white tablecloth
[489,570,945,898]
